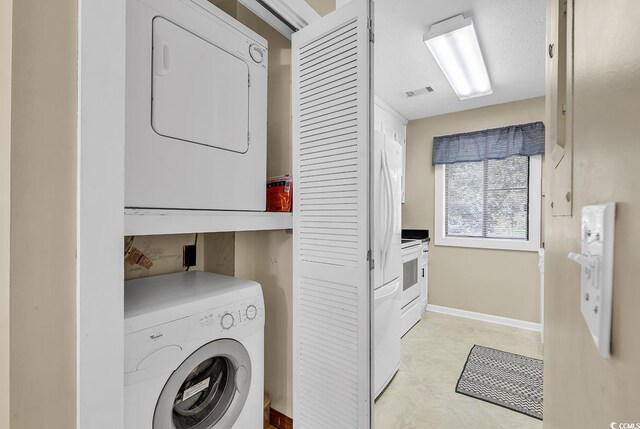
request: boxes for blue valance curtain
[432,121,545,165]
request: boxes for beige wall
[124,234,206,280]
[403,97,545,323]
[0,0,12,426]
[9,0,78,427]
[543,0,640,427]
[231,4,296,417]
[306,0,336,17]
[203,232,236,277]
[235,230,293,415]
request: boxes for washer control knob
[249,44,264,64]
[221,313,234,330]
[246,305,258,320]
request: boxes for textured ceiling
[374,0,546,120]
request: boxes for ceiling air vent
[405,85,436,98]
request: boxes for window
[435,155,541,251]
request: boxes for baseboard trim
[426,304,541,332]
[269,408,293,429]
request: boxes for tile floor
[375,311,543,429]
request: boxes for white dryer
[126,0,268,211]
[124,272,264,429]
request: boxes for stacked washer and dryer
[123,0,270,427]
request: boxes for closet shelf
[124,209,293,236]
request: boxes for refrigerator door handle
[381,148,393,270]
[379,151,389,269]
[382,148,394,263]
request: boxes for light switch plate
[570,203,615,358]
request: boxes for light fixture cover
[424,15,492,100]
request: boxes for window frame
[434,155,542,252]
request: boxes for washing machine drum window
[154,339,252,429]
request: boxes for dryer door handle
[154,39,171,76]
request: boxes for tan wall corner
[404,97,545,323]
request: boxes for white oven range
[400,237,428,336]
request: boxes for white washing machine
[124,272,264,429]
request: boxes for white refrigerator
[373,130,403,398]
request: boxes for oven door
[401,246,421,308]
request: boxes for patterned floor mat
[455,345,543,420]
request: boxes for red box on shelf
[266,175,292,212]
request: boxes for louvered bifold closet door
[292,1,373,428]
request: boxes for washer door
[153,339,251,429]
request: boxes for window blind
[445,155,530,240]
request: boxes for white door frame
[77,0,126,427]
[76,1,375,427]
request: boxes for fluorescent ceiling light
[423,15,492,100]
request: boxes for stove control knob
[221,313,234,330]
[246,305,258,320]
